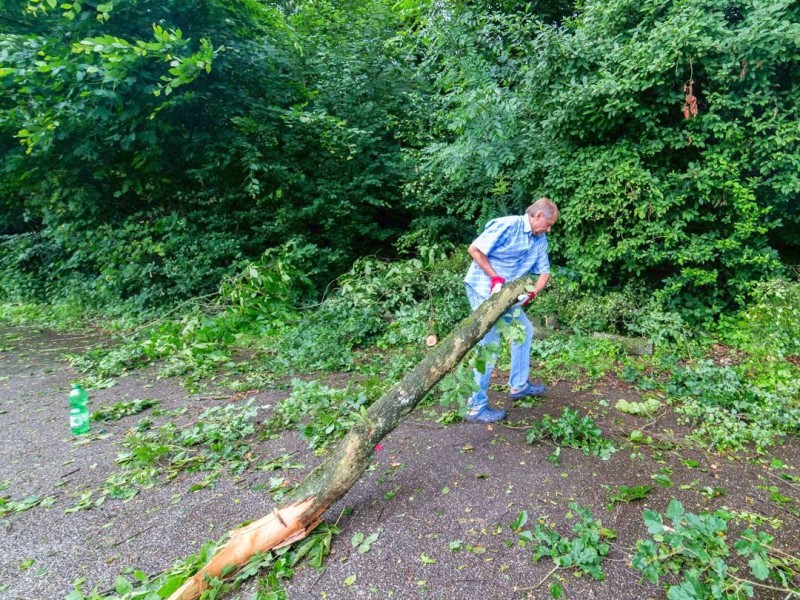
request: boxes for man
[463,197,559,423]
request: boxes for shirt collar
[522,214,533,236]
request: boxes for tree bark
[168,279,531,600]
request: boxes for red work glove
[518,290,537,306]
[490,276,505,295]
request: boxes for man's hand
[518,290,537,306]
[490,276,505,295]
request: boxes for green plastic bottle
[69,383,90,435]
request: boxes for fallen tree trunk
[168,279,531,600]
[592,332,653,356]
[530,326,653,356]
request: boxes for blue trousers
[465,285,534,411]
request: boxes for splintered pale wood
[168,279,530,600]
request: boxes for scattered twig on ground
[514,565,561,592]
[729,574,800,597]
[752,496,800,521]
[767,470,800,491]
[409,419,444,429]
[112,524,156,548]
[640,408,669,431]
[609,542,633,560]
[124,292,220,340]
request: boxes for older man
[463,198,559,423]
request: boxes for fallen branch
[514,565,561,592]
[592,332,653,356]
[528,322,653,356]
[168,279,531,600]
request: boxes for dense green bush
[2,0,798,323]
[718,279,800,359]
[0,0,421,312]
[414,0,800,320]
[258,246,471,373]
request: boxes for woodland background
[2,2,800,598]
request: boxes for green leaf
[19,558,35,570]
[344,574,356,586]
[665,500,685,522]
[667,573,706,600]
[667,583,701,600]
[748,555,770,581]
[510,510,528,531]
[651,473,673,488]
[114,575,133,594]
[642,510,664,535]
[419,553,437,564]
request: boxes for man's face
[530,211,558,236]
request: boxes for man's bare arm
[530,273,550,295]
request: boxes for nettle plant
[530,336,622,382]
[632,500,800,599]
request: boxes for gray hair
[526,197,559,219]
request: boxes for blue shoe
[508,381,547,399]
[465,405,507,423]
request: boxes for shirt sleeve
[471,218,509,256]
[531,237,551,275]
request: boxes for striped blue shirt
[464,214,551,300]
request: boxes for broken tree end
[167,497,318,600]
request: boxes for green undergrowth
[5,246,799,456]
[69,401,262,510]
[66,521,339,600]
[633,500,800,599]
[632,281,800,453]
[530,336,622,383]
[513,503,616,582]
[670,358,800,452]
[91,399,159,422]
[261,379,378,454]
[58,246,470,393]
[547,280,800,454]
[526,407,616,461]
[0,302,88,330]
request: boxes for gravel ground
[1,326,798,600]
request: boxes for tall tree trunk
[168,279,531,600]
